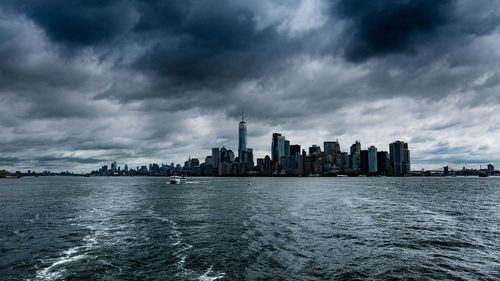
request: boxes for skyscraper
[271,133,286,162]
[324,141,340,158]
[350,141,361,172]
[272,133,281,162]
[360,150,368,174]
[290,144,301,156]
[324,140,341,167]
[389,141,411,176]
[377,151,390,175]
[212,148,220,168]
[284,140,290,158]
[246,148,254,166]
[368,146,378,173]
[238,113,247,163]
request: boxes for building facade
[389,141,411,176]
[238,114,247,163]
[368,146,378,173]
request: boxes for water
[1,177,499,280]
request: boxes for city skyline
[21,116,496,177]
[1,1,500,172]
[1,113,498,173]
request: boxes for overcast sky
[1,0,500,173]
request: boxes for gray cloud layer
[1,0,500,172]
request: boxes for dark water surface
[1,177,499,280]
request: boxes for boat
[479,172,489,178]
[170,175,186,184]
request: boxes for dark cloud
[129,3,303,97]
[335,0,454,62]
[9,0,137,47]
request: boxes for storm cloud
[1,0,500,172]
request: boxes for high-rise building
[368,146,378,173]
[238,113,247,163]
[264,155,272,175]
[360,150,368,174]
[111,161,117,174]
[341,152,350,171]
[290,144,301,156]
[324,141,340,157]
[284,140,290,158]
[377,151,390,175]
[246,148,254,166]
[488,164,495,173]
[220,146,229,163]
[324,140,341,167]
[272,133,281,162]
[309,145,321,156]
[205,156,213,166]
[350,141,361,172]
[389,141,411,176]
[212,148,220,168]
[271,133,286,162]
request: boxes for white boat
[169,176,186,184]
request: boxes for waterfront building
[303,155,312,175]
[238,113,247,163]
[368,146,378,173]
[219,162,233,176]
[219,146,229,163]
[264,155,272,175]
[272,133,282,162]
[212,148,220,168]
[284,140,290,158]
[350,141,361,172]
[324,141,341,164]
[246,148,254,167]
[377,151,390,175]
[205,156,213,166]
[341,152,350,172]
[311,155,323,174]
[297,154,304,175]
[280,156,288,172]
[290,144,301,157]
[257,158,264,173]
[111,161,117,174]
[488,164,494,173]
[389,141,411,176]
[360,150,368,174]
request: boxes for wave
[147,208,226,279]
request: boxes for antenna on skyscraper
[241,111,244,122]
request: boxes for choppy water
[1,177,499,280]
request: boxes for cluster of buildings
[89,115,413,177]
[173,116,412,177]
[90,161,183,176]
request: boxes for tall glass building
[271,133,285,162]
[368,146,378,173]
[238,113,247,163]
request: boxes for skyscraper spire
[241,111,244,122]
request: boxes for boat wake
[147,209,225,280]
